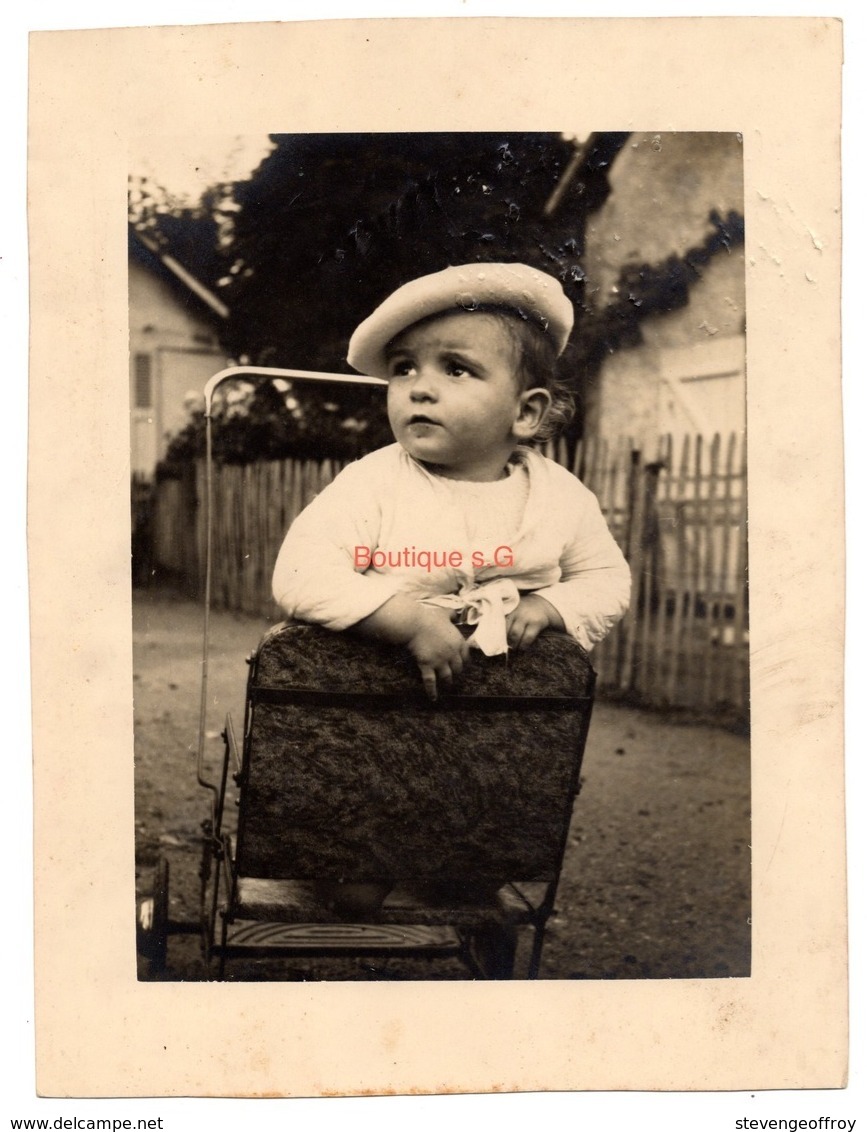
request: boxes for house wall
[129,258,226,476]
[581,133,746,447]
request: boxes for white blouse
[272,443,631,653]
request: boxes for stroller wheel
[137,858,170,975]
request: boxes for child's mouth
[407,415,440,427]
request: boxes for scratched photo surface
[130,131,750,983]
[30,17,845,1097]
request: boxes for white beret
[347,262,574,377]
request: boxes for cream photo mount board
[28,17,845,1097]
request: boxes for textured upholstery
[236,622,594,885]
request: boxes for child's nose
[408,366,438,401]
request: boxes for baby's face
[385,311,526,481]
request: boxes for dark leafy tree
[138,133,638,471]
[222,133,623,371]
[194,132,628,465]
[128,175,230,293]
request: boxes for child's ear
[513,388,552,440]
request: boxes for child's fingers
[507,614,529,649]
[507,615,542,650]
[510,626,529,650]
[420,665,439,701]
[419,653,466,701]
[517,622,543,649]
[420,661,453,701]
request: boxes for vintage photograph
[130,131,750,982]
[28,15,845,1098]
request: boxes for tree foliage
[137,133,634,472]
[133,135,744,477]
[155,378,392,481]
[221,133,607,371]
[128,175,230,293]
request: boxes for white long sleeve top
[272,443,631,652]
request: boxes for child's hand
[352,594,469,701]
[406,606,471,701]
[506,594,564,650]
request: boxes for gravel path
[133,586,750,981]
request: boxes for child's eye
[388,359,415,378]
[445,359,473,378]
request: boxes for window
[134,353,152,409]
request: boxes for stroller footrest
[223,919,460,953]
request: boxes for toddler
[273,262,631,701]
[272,262,631,916]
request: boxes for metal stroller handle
[196,365,386,812]
[203,365,386,415]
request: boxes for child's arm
[272,453,469,699]
[534,522,631,650]
[516,468,632,651]
[272,460,405,631]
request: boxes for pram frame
[137,365,597,981]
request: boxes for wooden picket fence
[552,432,749,719]
[150,470,200,591]
[148,432,749,719]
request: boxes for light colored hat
[347,262,574,377]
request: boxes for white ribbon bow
[422,577,521,656]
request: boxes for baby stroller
[136,366,596,980]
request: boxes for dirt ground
[133,584,750,982]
